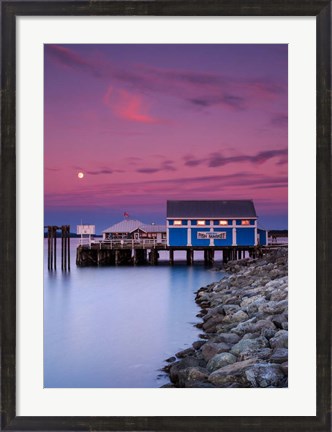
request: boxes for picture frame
[0,1,331,431]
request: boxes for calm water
[44,239,223,388]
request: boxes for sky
[44,44,288,233]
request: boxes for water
[44,239,223,388]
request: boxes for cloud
[46,45,101,78]
[86,169,115,175]
[189,94,245,110]
[137,160,176,174]
[46,45,286,115]
[45,171,287,210]
[103,87,161,124]
[184,148,288,168]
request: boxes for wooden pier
[75,239,274,267]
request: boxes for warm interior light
[241,220,250,225]
[219,220,228,226]
[174,220,182,226]
[197,220,206,226]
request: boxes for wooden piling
[67,225,70,270]
[169,249,174,265]
[186,249,193,265]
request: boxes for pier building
[74,200,270,267]
[102,219,166,244]
[167,200,267,247]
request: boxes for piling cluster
[47,225,70,270]
[162,248,288,388]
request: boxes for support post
[53,227,57,270]
[186,249,193,265]
[169,249,174,265]
[48,227,51,270]
[67,225,70,270]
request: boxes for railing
[90,238,168,250]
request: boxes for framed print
[1,1,331,431]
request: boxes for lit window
[197,220,206,226]
[173,220,182,226]
[241,220,250,225]
[219,220,228,226]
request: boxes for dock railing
[88,238,167,250]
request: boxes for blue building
[167,200,266,247]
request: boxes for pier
[75,239,275,267]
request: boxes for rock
[202,305,224,321]
[207,352,237,372]
[230,337,268,356]
[239,347,272,361]
[259,300,288,315]
[192,340,206,350]
[270,348,288,363]
[169,357,201,383]
[231,310,249,322]
[201,342,231,362]
[160,383,175,388]
[244,364,285,387]
[178,367,209,387]
[280,361,288,375]
[208,358,257,386]
[269,330,288,349]
[165,356,176,363]
[214,332,241,345]
[175,348,195,358]
[272,314,288,329]
[230,317,257,335]
[261,328,277,340]
[222,304,241,315]
[202,314,224,332]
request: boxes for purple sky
[44,44,288,233]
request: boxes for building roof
[167,200,257,218]
[139,224,166,233]
[103,219,143,233]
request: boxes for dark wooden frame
[1,1,331,431]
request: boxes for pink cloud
[103,86,161,124]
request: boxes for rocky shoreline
[161,247,288,388]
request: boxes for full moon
[78,172,84,179]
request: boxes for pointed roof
[102,219,143,233]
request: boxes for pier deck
[75,239,287,267]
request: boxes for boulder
[207,352,237,372]
[269,330,288,349]
[192,340,206,350]
[214,332,241,345]
[201,342,230,362]
[270,348,288,363]
[175,347,195,358]
[178,367,209,387]
[244,363,285,387]
[239,347,272,361]
[230,337,268,356]
[169,357,201,383]
[281,361,288,375]
[208,358,257,386]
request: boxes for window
[241,220,250,225]
[219,220,228,226]
[197,220,206,226]
[173,220,182,226]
